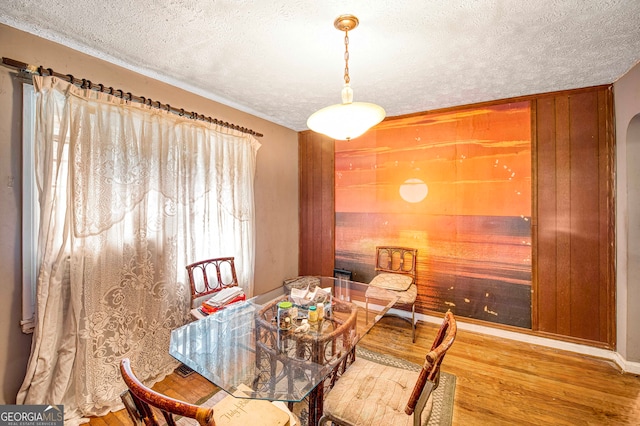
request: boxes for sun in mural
[399,178,428,203]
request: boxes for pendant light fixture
[307,14,386,141]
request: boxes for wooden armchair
[120,358,215,425]
[365,246,418,342]
[186,257,240,318]
[318,311,457,426]
[120,359,293,426]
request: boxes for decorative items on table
[317,302,325,320]
[289,285,332,327]
[277,301,293,330]
[294,319,310,333]
[200,286,246,315]
[308,306,318,323]
[289,285,331,308]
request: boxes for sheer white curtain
[17,75,260,423]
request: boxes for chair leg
[412,303,416,343]
[365,296,369,324]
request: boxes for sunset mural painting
[335,102,532,328]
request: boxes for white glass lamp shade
[307,102,386,140]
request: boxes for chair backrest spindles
[186,257,239,306]
[375,246,417,282]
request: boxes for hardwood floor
[89,316,640,425]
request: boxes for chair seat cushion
[366,283,418,306]
[176,385,295,426]
[369,273,413,291]
[323,357,433,426]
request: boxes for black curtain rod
[2,57,263,138]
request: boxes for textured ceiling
[2,1,640,132]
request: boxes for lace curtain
[17,75,260,423]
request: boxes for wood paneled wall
[533,86,615,348]
[298,131,335,276]
[299,85,616,348]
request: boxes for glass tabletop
[169,276,398,402]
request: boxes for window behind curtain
[22,83,70,333]
[20,81,259,332]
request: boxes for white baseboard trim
[612,352,640,375]
[387,308,640,375]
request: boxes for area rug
[193,347,456,426]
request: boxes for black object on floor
[175,363,195,378]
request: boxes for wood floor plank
[88,315,640,425]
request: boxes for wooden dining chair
[186,257,239,304]
[120,358,215,425]
[120,358,293,426]
[318,310,457,426]
[186,257,241,319]
[365,246,419,342]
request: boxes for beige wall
[614,60,640,363]
[0,23,299,403]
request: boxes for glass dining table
[169,276,398,426]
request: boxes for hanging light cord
[343,30,350,85]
